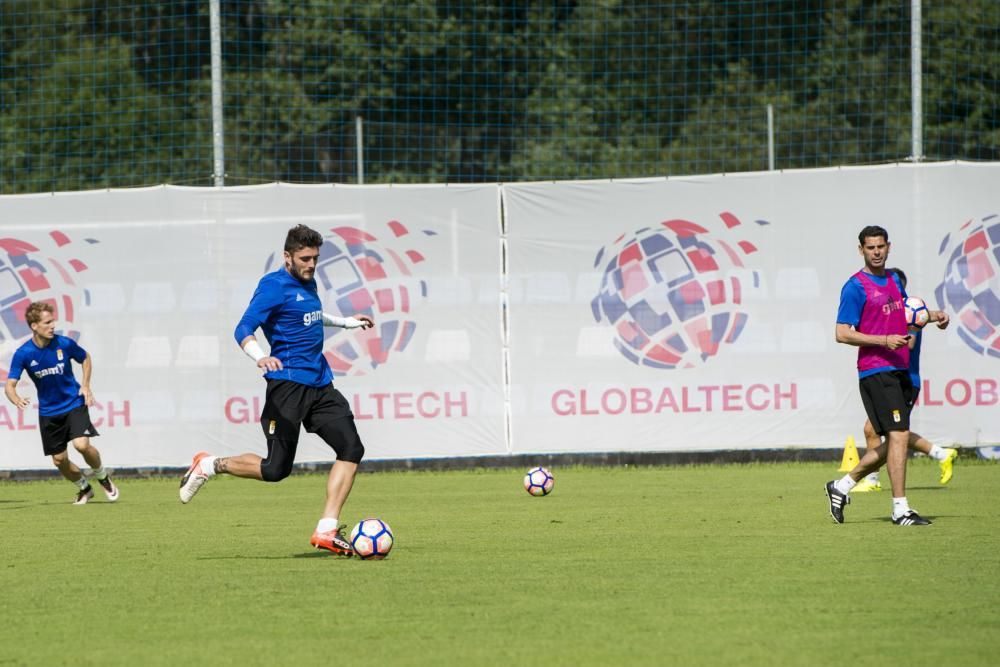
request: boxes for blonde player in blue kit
[4,302,119,504]
[178,224,373,557]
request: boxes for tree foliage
[0,0,997,193]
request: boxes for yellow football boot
[852,478,882,493]
[939,448,958,485]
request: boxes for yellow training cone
[838,435,860,472]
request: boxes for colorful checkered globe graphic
[591,213,765,369]
[934,213,1000,360]
[267,221,433,375]
[0,232,95,381]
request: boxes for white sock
[892,496,911,518]
[199,456,218,477]
[74,476,89,490]
[865,471,880,484]
[928,445,948,461]
[835,475,857,495]
[92,467,107,480]
[316,517,339,534]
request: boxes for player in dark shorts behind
[4,302,119,504]
[178,224,373,557]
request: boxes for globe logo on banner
[934,213,1000,360]
[590,213,766,369]
[267,221,434,375]
[0,232,97,380]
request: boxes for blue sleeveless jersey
[234,268,333,387]
[8,335,87,417]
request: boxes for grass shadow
[0,500,61,510]
[873,515,950,524]
[197,551,334,561]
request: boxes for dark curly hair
[284,224,323,253]
[858,225,888,245]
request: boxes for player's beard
[865,253,886,272]
[287,262,314,283]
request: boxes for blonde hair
[25,301,54,326]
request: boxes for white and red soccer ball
[904,296,930,331]
[350,518,394,560]
[524,466,554,496]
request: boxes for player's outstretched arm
[321,313,374,329]
[929,310,950,329]
[4,378,29,410]
[239,335,283,372]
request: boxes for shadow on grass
[0,500,60,510]
[197,551,334,561]
[871,515,952,524]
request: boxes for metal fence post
[356,116,365,184]
[767,104,775,171]
[910,0,923,161]
[210,0,225,186]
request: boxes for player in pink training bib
[827,226,932,526]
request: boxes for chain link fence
[1,1,997,193]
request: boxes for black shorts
[260,379,360,450]
[39,405,99,456]
[859,370,912,436]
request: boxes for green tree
[3,0,999,192]
[0,1,206,193]
[1,37,204,193]
[923,1,1000,161]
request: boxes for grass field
[1,458,998,666]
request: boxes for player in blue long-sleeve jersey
[178,225,372,556]
[4,302,119,504]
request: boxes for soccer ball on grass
[349,518,394,560]
[524,466,554,496]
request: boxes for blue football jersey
[836,270,908,378]
[909,329,923,389]
[9,334,87,417]
[836,270,908,328]
[234,268,332,387]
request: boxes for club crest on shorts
[892,409,901,423]
[268,420,276,435]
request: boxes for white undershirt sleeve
[322,313,366,329]
[242,339,267,363]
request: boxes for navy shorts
[39,405,99,456]
[859,370,912,436]
[260,379,364,463]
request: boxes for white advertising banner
[503,163,1000,453]
[1,184,505,468]
[2,164,998,469]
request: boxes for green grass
[1,459,998,666]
